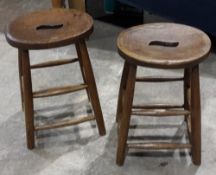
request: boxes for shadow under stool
[116,23,211,166]
[5,8,106,149]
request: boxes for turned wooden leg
[190,65,201,165]
[116,63,137,166]
[18,49,24,111]
[116,62,129,123]
[22,50,35,149]
[184,68,192,141]
[75,40,106,136]
[75,45,91,102]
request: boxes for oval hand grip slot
[36,24,63,30]
[149,41,179,47]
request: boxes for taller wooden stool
[116,23,211,166]
[5,9,106,149]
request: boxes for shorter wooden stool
[5,9,106,149]
[116,23,211,166]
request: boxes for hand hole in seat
[36,24,63,30]
[149,41,179,47]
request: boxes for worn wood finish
[128,142,192,150]
[31,58,78,69]
[22,50,35,149]
[33,84,88,98]
[117,23,211,68]
[5,9,93,50]
[75,40,106,136]
[191,65,201,165]
[116,64,137,166]
[131,108,190,117]
[35,115,95,131]
[116,62,130,122]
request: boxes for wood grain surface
[117,23,211,68]
[5,8,93,49]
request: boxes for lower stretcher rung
[35,114,95,131]
[33,84,88,98]
[128,142,191,150]
[136,76,184,82]
[132,104,184,109]
[132,108,190,117]
[31,58,79,69]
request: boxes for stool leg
[75,40,106,136]
[18,49,24,111]
[76,45,91,102]
[116,63,137,166]
[190,65,201,165]
[22,50,35,149]
[184,68,192,141]
[116,62,129,123]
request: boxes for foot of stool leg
[116,64,137,166]
[75,40,106,136]
[22,50,35,149]
[191,65,201,165]
[116,62,129,123]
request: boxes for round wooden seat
[5,8,93,50]
[117,23,211,68]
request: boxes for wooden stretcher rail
[128,142,192,150]
[31,58,79,69]
[33,84,88,98]
[133,104,184,109]
[35,114,95,131]
[132,108,190,117]
[136,76,184,82]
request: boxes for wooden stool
[5,8,106,149]
[116,23,211,166]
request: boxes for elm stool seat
[5,8,106,149]
[116,23,211,166]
